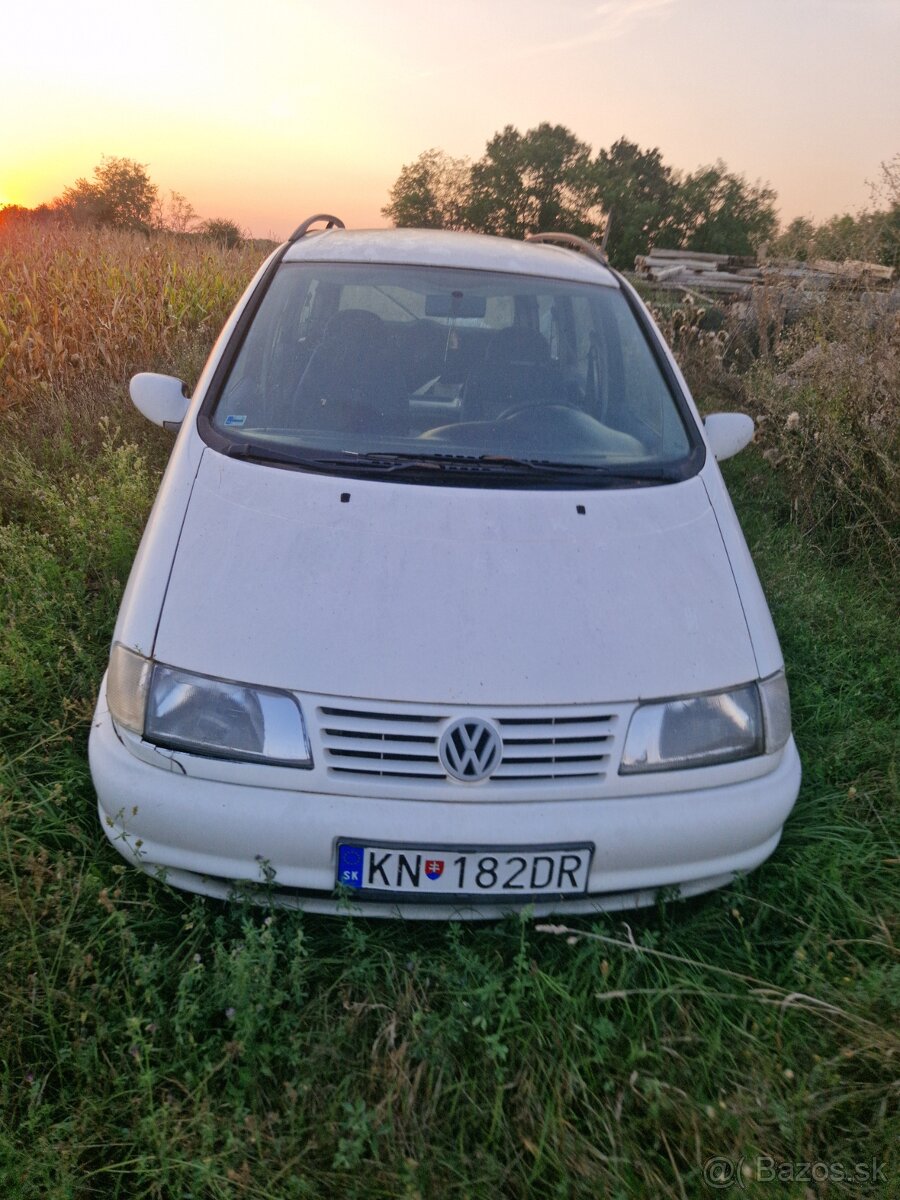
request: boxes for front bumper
[89,704,801,920]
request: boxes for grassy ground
[1,231,897,1197]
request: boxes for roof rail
[525,231,608,266]
[288,214,346,244]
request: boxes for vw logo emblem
[439,718,502,782]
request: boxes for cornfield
[0,225,264,413]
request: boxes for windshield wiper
[357,452,500,474]
[222,443,677,484]
[222,444,481,475]
[477,455,678,484]
[226,441,308,464]
[349,452,616,478]
[350,452,676,481]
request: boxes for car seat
[462,326,567,422]
[292,309,408,435]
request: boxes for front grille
[318,704,618,784]
[319,707,444,780]
[493,714,616,779]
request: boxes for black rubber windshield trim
[197,240,293,453]
[608,266,706,476]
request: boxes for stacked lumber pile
[773,258,896,288]
[634,249,760,295]
[634,248,896,297]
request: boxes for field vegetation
[0,224,897,1197]
[642,278,899,570]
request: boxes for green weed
[0,232,896,1198]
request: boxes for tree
[156,190,200,235]
[770,216,817,261]
[864,154,900,267]
[383,128,783,262]
[382,149,472,230]
[0,204,32,231]
[0,203,60,234]
[768,158,900,268]
[672,162,777,256]
[592,138,679,268]
[875,202,900,268]
[201,217,244,247]
[466,124,599,239]
[55,156,158,231]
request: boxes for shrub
[201,217,244,248]
[744,286,899,567]
[641,288,739,411]
[639,275,899,568]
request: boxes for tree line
[4,138,896,269]
[0,156,245,246]
[383,125,899,270]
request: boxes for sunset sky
[2,0,898,238]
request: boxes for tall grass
[0,225,265,452]
[1,229,897,1197]
[646,280,899,566]
[746,288,899,568]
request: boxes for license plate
[336,841,593,899]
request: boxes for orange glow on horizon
[2,0,898,237]
[0,179,25,209]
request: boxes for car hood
[153,450,758,706]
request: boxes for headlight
[105,644,312,767]
[107,643,152,734]
[758,670,792,754]
[620,683,765,773]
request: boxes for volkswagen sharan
[89,215,801,918]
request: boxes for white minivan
[89,215,801,918]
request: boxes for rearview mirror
[425,293,487,319]
[130,373,190,431]
[704,412,754,461]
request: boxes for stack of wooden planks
[784,258,896,286]
[634,248,896,297]
[634,250,760,294]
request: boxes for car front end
[89,222,801,917]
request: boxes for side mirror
[130,373,190,431]
[704,412,754,461]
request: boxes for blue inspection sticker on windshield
[223,414,247,427]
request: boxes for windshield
[208,262,696,484]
